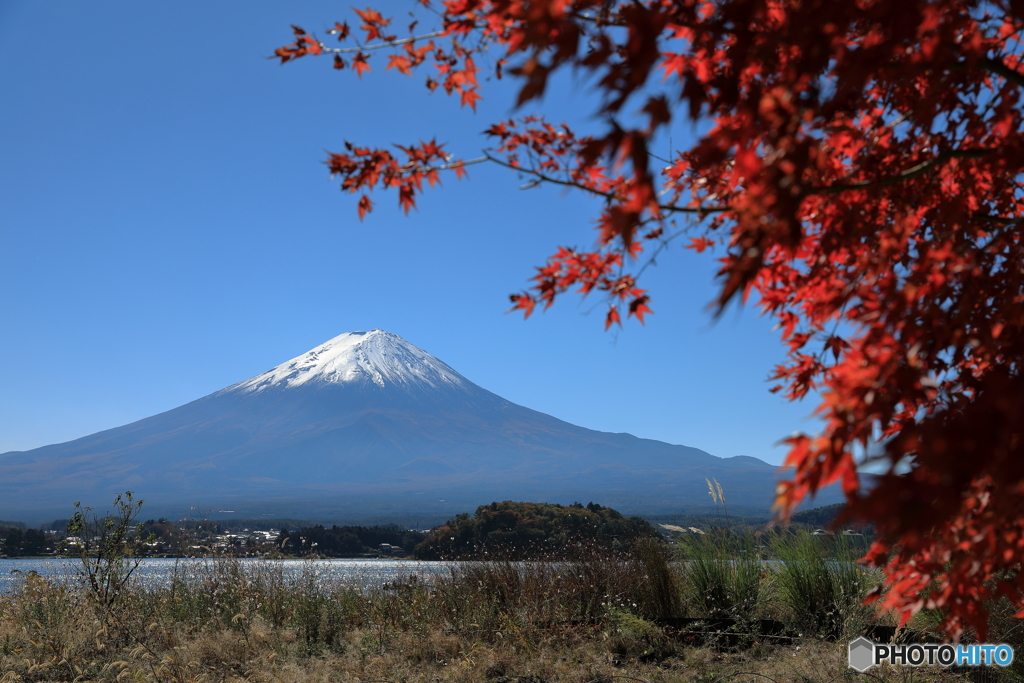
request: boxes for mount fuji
[0,330,833,520]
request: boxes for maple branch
[974,212,1024,225]
[953,56,1024,90]
[482,153,730,215]
[439,156,488,171]
[814,148,998,194]
[567,10,628,27]
[317,30,448,54]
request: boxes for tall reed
[427,538,682,636]
[772,530,871,638]
[677,531,762,619]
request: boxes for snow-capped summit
[226,329,471,394]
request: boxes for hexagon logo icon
[849,637,875,672]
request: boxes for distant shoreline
[1,554,415,561]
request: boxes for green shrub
[65,491,152,608]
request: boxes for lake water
[0,557,455,595]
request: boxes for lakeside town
[0,517,424,560]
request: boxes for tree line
[0,526,48,556]
[274,524,424,557]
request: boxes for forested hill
[789,503,845,528]
[414,501,660,560]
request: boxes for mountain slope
[0,330,835,519]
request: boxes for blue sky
[0,2,820,464]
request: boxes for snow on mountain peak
[226,329,472,393]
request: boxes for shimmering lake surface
[0,558,455,595]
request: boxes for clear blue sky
[0,2,821,464]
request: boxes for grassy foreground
[0,536,991,683]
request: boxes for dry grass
[0,546,984,683]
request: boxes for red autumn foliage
[275,1,1024,640]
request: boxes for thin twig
[484,153,730,215]
[316,30,449,55]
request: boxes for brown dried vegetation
[0,541,980,683]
